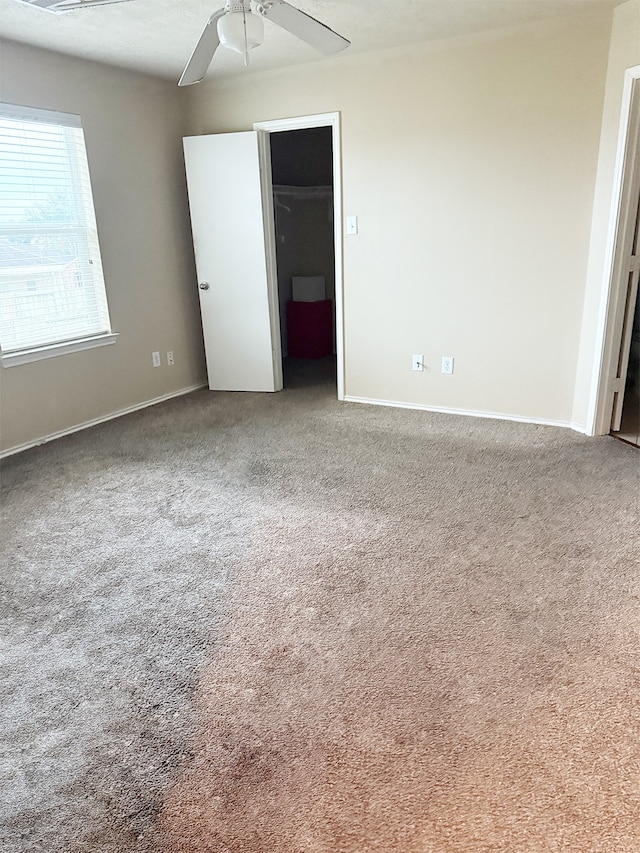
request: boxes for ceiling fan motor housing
[225,1,249,12]
[218,1,264,57]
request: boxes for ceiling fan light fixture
[217,8,264,62]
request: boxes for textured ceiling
[0,0,621,85]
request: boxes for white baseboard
[344,395,588,434]
[2,387,590,459]
[0,382,208,459]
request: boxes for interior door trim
[590,67,640,434]
[253,112,345,401]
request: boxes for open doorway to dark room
[269,127,336,389]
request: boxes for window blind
[0,103,111,354]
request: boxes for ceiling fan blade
[179,8,226,87]
[13,0,133,10]
[263,0,350,55]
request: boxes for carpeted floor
[1,359,639,852]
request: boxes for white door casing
[183,131,281,392]
[590,67,640,434]
[254,112,345,401]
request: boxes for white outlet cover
[442,356,454,375]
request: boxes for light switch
[346,215,358,235]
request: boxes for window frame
[0,102,117,368]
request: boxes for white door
[183,131,281,392]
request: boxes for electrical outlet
[167,351,174,366]
[412,354,424,371]
[441,356,454,375]
[152,351,161,368]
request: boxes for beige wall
[0,8,617,451]
[0,41,205,454]
[187,11,612,425]
[573,0,640,430]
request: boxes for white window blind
[0,103,112,355]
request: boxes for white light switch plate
[346,215,358,235]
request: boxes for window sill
[1,333,119,367]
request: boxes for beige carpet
[2,359,639,852]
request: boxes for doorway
[591,67,640,444]
[182,115,343,397]
[269,127,335,390]
[612,285,640,446]
[255,112,344,399]
[594,67,640,447]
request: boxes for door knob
[199,281,210,290]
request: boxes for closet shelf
[272,185,333,200]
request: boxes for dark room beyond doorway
[269,127,336,390]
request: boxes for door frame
[254,112,345,400]
[590,66,640,434]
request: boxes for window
[0,103,116,366]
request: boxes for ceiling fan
[179,0,350,87]
[13,0,134,10]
